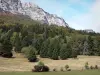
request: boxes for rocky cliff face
[0,0,68,27]
[0,0,24,14]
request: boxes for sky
[21,0,100,32]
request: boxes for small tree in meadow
[27,46,37,62]
[85,62,89,70]
[65,65,69,71]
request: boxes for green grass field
[0,70,100,75]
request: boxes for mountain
[0,0,24,14]
[0,0,68,27]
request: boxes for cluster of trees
[0,15,100,61]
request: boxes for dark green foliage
[67,69,71,71]
[65,65,69,71]
[53,68,57,72]
[0,15,100,60]
[40,38,50,58]
[0,30,13,58]
[90,66,94,69]
[38,61,45,66]
[2,52,12,58]
[85,62,89,70]
[95,65,98,69]
[32,61,49,72]
[87,36,94,55]
[14,33,22,53]
[60,43,72,60]
[51,49,59,60]
[33,65,49,72]
[71,49,78,58]
[49,36,61,60]
[21,46,29,57]
[21,46,37,62]
[27,46,37,62]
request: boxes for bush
[2,52,13,58]
[21,46,37,62]
[33,65,49,72]
[67,69,71,71]
[85,62,89,70]
[65,65,69,71]
[32,61,49,72]
[60,67,64,71]
[38,61,44,66]
[90,66,94,69]
[95,65,98,69]
[0,52,3,56]
[28,57,37,62]
[53,68,57,72]
[21,47,30,57]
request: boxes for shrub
[67,69,71,71]
[21,46,37,62]
[28,49,37,62]
[85,62,89,70]
[60,67,64,71]
[32,61,49,72]
[38,61,44,66]
[95,65,98,69]
[21,47,30,57]
[33,65,49,72]
[71,50,78,59]
[2,52,13,58]
[65,65,69,71]
[90,66,94,69]
[32,69,36,72]
[0,52,3,56]
[53,68,57,72]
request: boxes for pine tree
[51,49,59,60]
[48,36,61,60]
[0,30,13,58]
[14,33,22,53]
[87,36,94,55]
[40,38,50,58]
[60,43,72,59]
[27,46,37,62]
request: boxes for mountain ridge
[0,0,69,27]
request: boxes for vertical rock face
[23,3,68,26]
[0,0,24,14]
[0,0,69,27]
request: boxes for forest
[0,15,100,62]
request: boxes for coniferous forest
[0,15,100,61]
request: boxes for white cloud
[67,0,100,32]
[89,0,100,32]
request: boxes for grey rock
[0,0,69,27]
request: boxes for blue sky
[21,0,100,32]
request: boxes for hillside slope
[0,0,68,26]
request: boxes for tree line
[0,15,100,61]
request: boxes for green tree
[14,33,22,53]
[60,43,72,59]
[40,38,50,58]
[0,32,13,58]
[10,32,17,46]
[87,36,94,55]
[27,46,37,62]
[50,36,61,60]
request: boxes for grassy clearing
[0,53,100,71]
[0,70,100,75]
